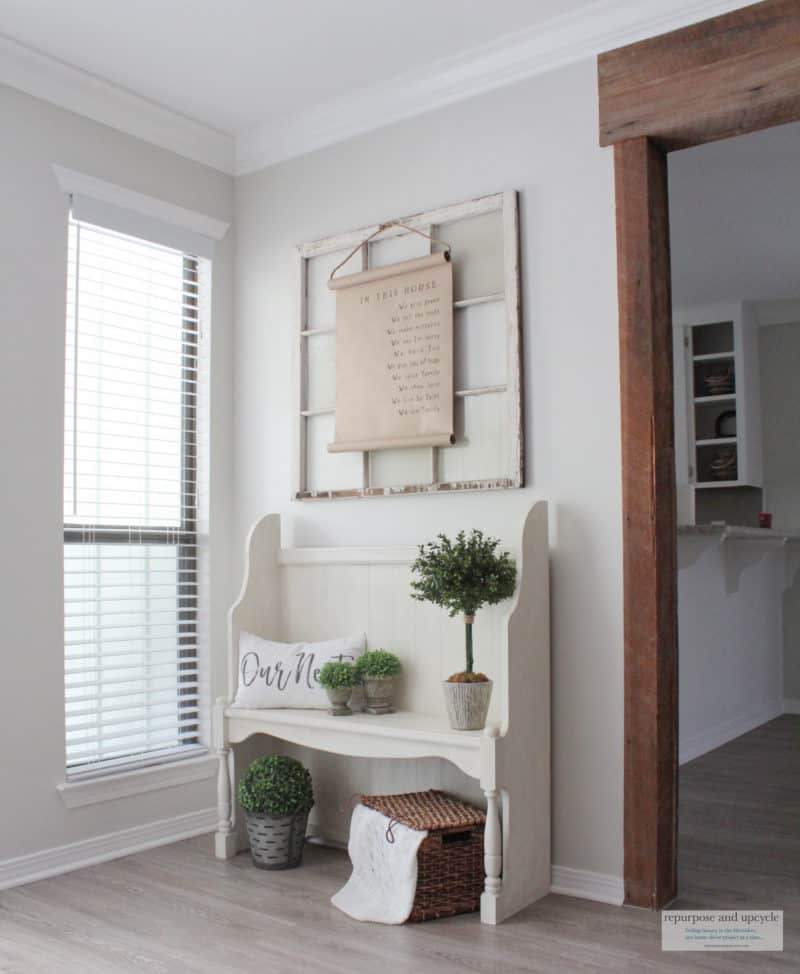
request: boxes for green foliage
[319,660,360,690]
[355,649,402,680]
[237,755,314,817]
[411,530,517,673]
[410,530,517,617]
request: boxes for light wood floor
[1,718,797,973]
[678,714,800,913]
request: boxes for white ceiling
[0,0,583,134]
[0,0,749,173]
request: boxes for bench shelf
[213,501,550,925]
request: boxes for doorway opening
[669,122,800,910]
[598,0,800,907]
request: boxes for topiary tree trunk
[465,614,475,673]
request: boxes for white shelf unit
[675,302,762,506]
[213,502,550,925]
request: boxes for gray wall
[0,84,234,862]
[233,58,624,880]
[760,321,800,703]
[760,321,800,532]
[669,121,800,307]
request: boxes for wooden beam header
[598,0,800,150]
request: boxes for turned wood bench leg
[482,788,502,915]
[214,745,237,860]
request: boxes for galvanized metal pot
[245,808,309,869]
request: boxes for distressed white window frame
[295,190,523,500]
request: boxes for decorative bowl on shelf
[703,367,734,396]
[714,409,737,438]
[709,448,737,479]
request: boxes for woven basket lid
[359,789,485,831]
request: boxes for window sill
[57,752,217,808]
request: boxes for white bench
[213,501,550,924]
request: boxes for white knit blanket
[331,804,428,924]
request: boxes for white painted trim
[57,754,217,809]
[783,698,800,715]
[0,34,235,174]
[310,829,626,908]
[278,544,516,566]
[52,165,230,241]
[679,700,784,765]
[278,546,419,567]
[234,0,748,173]
[1,4,747,176]
[0,807,216,890]
[550,865,625,906]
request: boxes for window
[63,216,206,776]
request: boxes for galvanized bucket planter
[245,808,310,869]
[442,680,493,731]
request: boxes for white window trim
[56,172,220,796]
[57,751,216,808]
[52,164,230,257]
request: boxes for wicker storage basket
[360,789,485,922]
[245,808,309,870]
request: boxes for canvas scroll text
[327,251,454,453]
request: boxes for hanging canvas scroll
[327,224,454,453]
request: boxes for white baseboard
[0,807,216,890]
[310,824,626,908]
[550,865,625,905]
[784,698,800,714]
[2,814,626,909]
[679,700,784,766]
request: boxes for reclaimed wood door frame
[597,0,800,908]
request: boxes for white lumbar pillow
[231,631,366,710]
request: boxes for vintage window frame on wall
[294,190,523,500]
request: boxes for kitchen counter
[678,524,800,544]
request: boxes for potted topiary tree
[411,530,517,730]
[319,660,360,715]
[238,755,314,869]
[355,649,402,714]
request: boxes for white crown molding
[0,807,216,890]
[0,33,235,174]
[52,165,230,241]
[235,0,748,175]
[1,1,748,178]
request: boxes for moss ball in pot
[237,755,314,869]
[319,660,360,716]
[356,649,402,715]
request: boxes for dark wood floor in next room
[1,717,797,973]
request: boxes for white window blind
[64,216,206,775]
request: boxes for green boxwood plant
[355,649,402,680]
[238,755,314,817]
[319,660,360,690]
[410,530,517,678]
